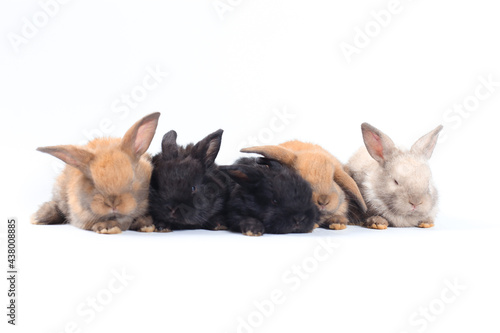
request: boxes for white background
[1,1,499,333]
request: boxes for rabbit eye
[271,199,278,205]
[191,186,197,193]
[394,180,399,185]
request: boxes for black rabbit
[149,129,229,232]
[219,157,319,236]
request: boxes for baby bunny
[346,123,443,229]
[241,141,366,230]
[219,157,319,236]
[149,129,229,232]
[31,112,161,234]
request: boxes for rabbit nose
[317,195,330,207]
[294,216,305,225]
[409,201,422,209]
[107,195,120,212]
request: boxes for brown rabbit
[31,112,161,234]
[241,141,367,230]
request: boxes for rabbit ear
[191,129,224,167]
[411,125,443,160]
[219,165,262,187]
[333,166,367,212]
[37,145,94,175]
[240,145,296,166]
[161,130,179,159]
[256,157,283,170]
[361,123,396,165]
[121,112,160,159]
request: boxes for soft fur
[346,123,442,229]
[220,157,319,236]
[149,129,229,232]
[31,113,161,234]
[241,141,366,230]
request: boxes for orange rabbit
[31,113,161,234]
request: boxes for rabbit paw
[240,219,264,236]
[365,216,388,230]
[327,215,348,230]
[92,221,122,234]
[418,220,435,228]
[130,216,155,232]
[139,225,156,232]
[152,220,172,232]
[213,224,228,231]
[243,230,263,236]
[155,225,172,233]
[210,215,227,231]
